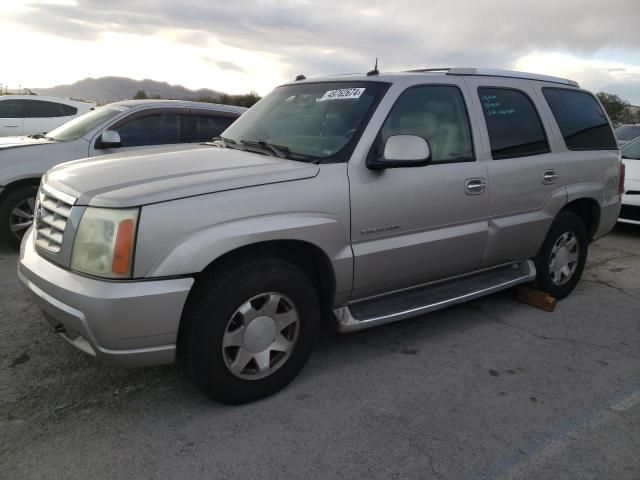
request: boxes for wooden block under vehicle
[516,287,557,312]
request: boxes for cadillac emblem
[34,202,44,229]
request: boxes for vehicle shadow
[612,221,640,237]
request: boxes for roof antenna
[295,74,306,81]
[366,58,379,76]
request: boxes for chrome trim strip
[41,183,77,206]
[334,260,537,333]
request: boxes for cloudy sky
[2,0,640,103]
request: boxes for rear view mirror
[98,130,122,149]
[367,135,431,170]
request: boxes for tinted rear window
[542,88,617,150]
[25,100,77,118]
[615,125,640,142]
[192,115,235,142]
[478,87,550,159]
[0,100,24,118]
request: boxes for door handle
[542,170,558,185]
[465,178,486,195]
[2,125,19,128]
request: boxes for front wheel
[533,211,588,299]
[0,185,38,248]
[183,257,320,404]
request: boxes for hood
[0,136,56,150]
[45,144,320,207]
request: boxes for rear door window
[61,104,78,116]
[478,87,550,159]
[0,100,25,118]
[543,88,617,150]
[25,100,74,118]
[191,115,236,142]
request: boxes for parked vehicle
[619,136,640,224]
[615,124,640,147]
[0,95,94,137]
[18,68,622,404]
[0,100,246,245]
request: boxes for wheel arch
[199,239,337,310]
[0,177,41,203]
[561,197,600,241]
[176,239,338,354]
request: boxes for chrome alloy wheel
[9,196,36,240]
[222,292,300,380]
[549,231,579,286]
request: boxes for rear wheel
[183,257,320,404]
[533,211,588,299]
[0,185,38,248]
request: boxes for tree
[133,90,148,100]
[596,92,630,125]
[196,91,261,108]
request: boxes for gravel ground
[1,224,639,480]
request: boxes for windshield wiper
[240,140,291,159]
[241,140,319,162]
[211,136,237,148]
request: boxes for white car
[0,95,95,137]
[620,136,640,225]
[0,99,246,245]
[615,124,640,148]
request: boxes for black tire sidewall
[534,211,588,299]
[185,257,320,404]
[0,185,38,248]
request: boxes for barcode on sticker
[318,88,365,101]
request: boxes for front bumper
[18,228,194,366]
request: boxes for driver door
[348,82,489,299]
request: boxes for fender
[138,212,353,305]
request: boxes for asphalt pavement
[1,224,639,479]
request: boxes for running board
[334,260,536,333]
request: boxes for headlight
[71,207,139,279]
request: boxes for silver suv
[18,68,623,404]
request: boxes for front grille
[619,204,640,222]
[34,188,75,253]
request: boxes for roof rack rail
[446,68,579,87]
[404,67,452,73]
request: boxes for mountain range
[33,77,223,103]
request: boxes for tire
[0,185,38,249]
[533,211,588,299]
[183,257,320,404]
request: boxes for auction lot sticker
[318,88,365,101]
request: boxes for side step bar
[334,260,536,332]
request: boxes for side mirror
[367,135,431,170]
[97,130,122,149]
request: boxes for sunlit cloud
[1,0,639,102]
[515,52,640,103]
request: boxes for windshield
[621,136,640,159]
[615,125,640,142]
[47,105,128,141]
[221,81,387,161]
